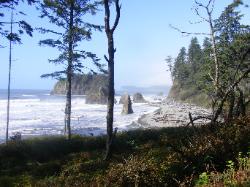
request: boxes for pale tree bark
[206,6,219,91]
[194,0,219,92]
[64,0,74,140]
[171,0,220,91]
[194,0,222,122]
[103,0,121,160]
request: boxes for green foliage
[0,117,249,186]
[105,155,161,187]
[168,36,211,107]
[39,0,104,79]
[52,73,109,95]
[195,172,209,186]
[195,150,250,187]
[169,1,250,117]
[0,0,34,44]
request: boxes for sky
[0,0,249,90]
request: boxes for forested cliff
[51,74,108,95]
[167,2,250,115]
[167,37,211,106]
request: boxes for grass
[0,116,249,186]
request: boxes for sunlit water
[0,90,159,143]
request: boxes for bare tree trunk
[193,1,220,123]
[105,42,115,159]
[6,7,14,143]
[235,87,246,117]
[64,0,74,140]
[208,13,219,91]
[104,0,120,160]
[194,0,219,91]
[65,70,72,140]
[227,91,235,121]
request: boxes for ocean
[0,89,159,143]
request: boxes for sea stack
[119,93,128,104]
[85,86,108,104]
[133,92,146,103]
[121,94,133,114]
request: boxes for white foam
[22,94,36,97]
[0,95,159,143]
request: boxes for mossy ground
[0,117,249,186]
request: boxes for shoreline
[137,98,212,128]
[0,97,211,144]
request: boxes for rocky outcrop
[85,86,117,105]
[51,74,108,95]
[133,93,146,103]
[85,87,108,104]
[119,93,128,104]
[121,94,133,114]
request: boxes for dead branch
[111,0,121,33]
[104,54,109,63]
[188,112,194,127]
[169,24,210,36]
[185,115,213,127]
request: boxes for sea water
[0,90,159,143]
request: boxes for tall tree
[211,0,250,122]
[165,55,174,82]
[187,37,202,74]
[194,0,220,92]
[173,47,189,84]
[6,4,14,143]
[103,0,121,160]
[0,0,34,44]
[1,0,34,142]
[39,0,102,139]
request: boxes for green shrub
[195,150,250,186]
[104,155,162,187]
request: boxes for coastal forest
[0,0,250,186]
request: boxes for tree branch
[169,24,210,36]
[104,0,110,33]
[213,68,250,122]
[185,115,213,127]
[104,54,109,63]
[111,0,121,33]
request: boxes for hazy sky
[0,0,249,90]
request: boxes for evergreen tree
[165,55,174,82]
[211,0,250,121]
[0,0,34,45]
[173,47,189,85]
[39,0,102,139]
[0,0,34,142]
[187,37,202,75]
[170,0,250,123]
[199,37,214,92]
[202,37,212,63]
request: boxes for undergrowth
[0,116,249,186]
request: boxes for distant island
[51,74,108,96]
[119,85,170,95]
[52,74,170,96]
